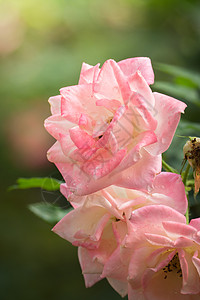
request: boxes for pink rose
[52,173,187,289]
[60,172,187,215]
[45,57,186,196]
[102,205,200,299]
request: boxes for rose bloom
[52,173,187,291]
[45,57,186,196]
[102,205,200,300]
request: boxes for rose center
[162,252,182,280]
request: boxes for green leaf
[154,63,200,88]
[28,202,72,225]
[9,177,62,191]
[153,81,200,106]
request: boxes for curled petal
[52,205,109,247]
[145,92,187,155]
[117,57,154,85]
[48,95,61,115]
[145,233,174,247]
[128,71,155,107]
[162,221,197,239]
[78,62,100,84]
[44,115,74,140]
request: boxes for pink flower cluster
[45,58,200,299]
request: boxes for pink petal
[192,252,200,277]
[52,205,109,247]
[145,92,187,155]
[128,71,155,107]
[78,113,93,131]
[179,249,200,294]
[145,233,174,247]
[117,197,147,212]
[47,141,70,163]
[94,59,131,105]
[174,236,196,248]
[78,62,100,84]
[146,247,173,268]
[126,205,186,245]
[60,183,71,199]
[128,246,155,289]
[55,134,77,158]
[44,115,74,140]
[82,148,126,179]
[150,172,188,214]
[52,139,159,196]
[78,247,103,287]
[96,98,121,113]
[128,92,157,132]
[117,57,154,85]
[102,246,129,281]
[58,164,115,196]
[88,223,118,265]
[109,59,132,105]
[48,95,61,115]
[60,183,86,207]
[69,126,96,150]
[56,161,91,196]
[190,218,200,231]
[162,222,196,239]
[107,278,128,297]
[81,192,122,220]
[114,149,161,191]
[111,95,157,151]
[112,220,128,245]
[114,130,158,173]
[60,83,109,125]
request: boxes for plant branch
[162,159,178,174]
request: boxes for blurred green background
[1,0,200,299]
